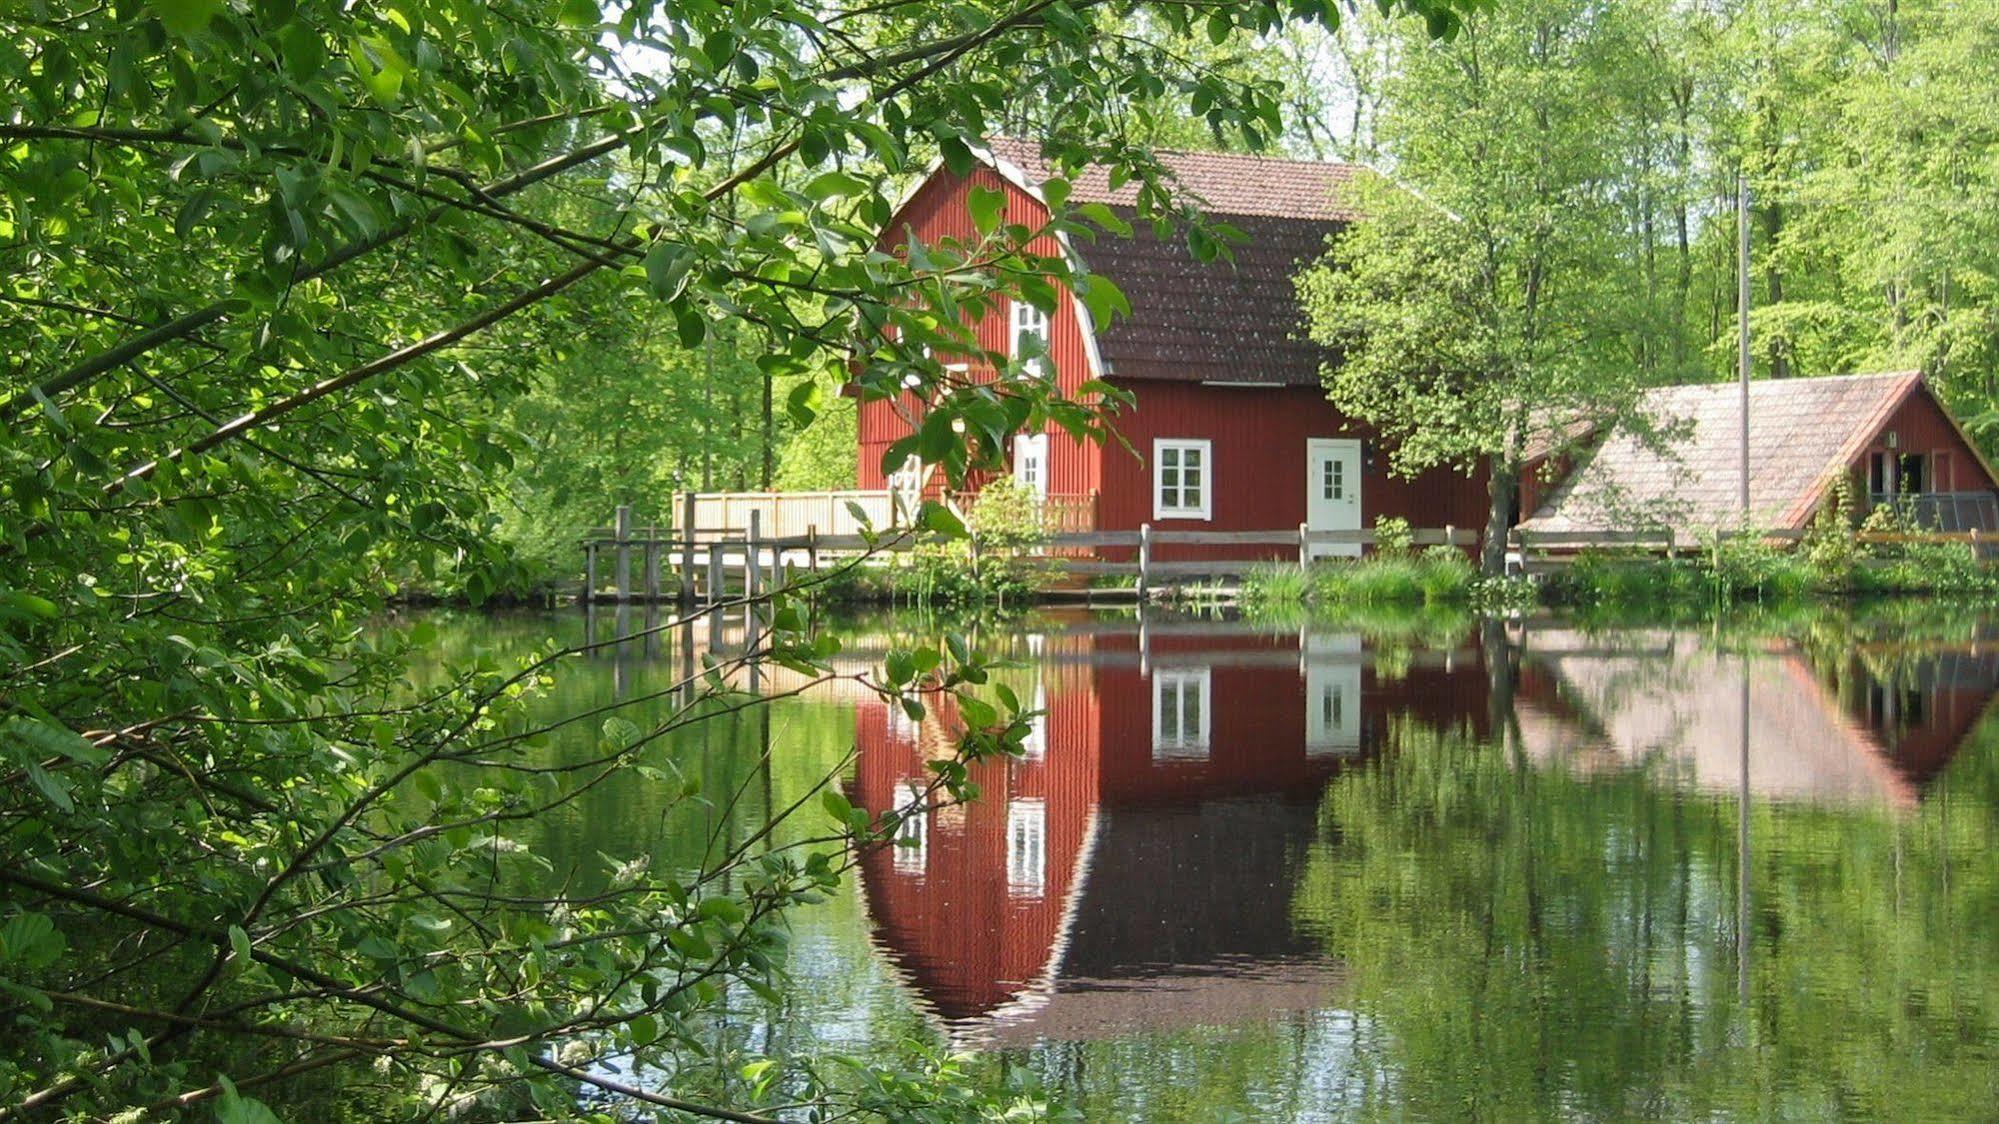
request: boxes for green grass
[1243,547,1481,611]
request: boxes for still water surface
[416,606,1999,1120]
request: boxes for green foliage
[1296,714,1999,1119]
[889,480,1051,608]
[0,0,1489,1116]
[1243,546,1478,610]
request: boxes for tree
[1298,0,1662,573]
[0,0,1478,1118]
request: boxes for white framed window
[1151,667,1212,760]
[893,781,928,876]
[1153,439,1212,520]
[1012,432,1048,498]
[1006,798,1047,897]
[1009,299,1052,380]
[888,457,927,525]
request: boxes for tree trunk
[1482,459,1518,577]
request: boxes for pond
[411,603,1999,1120]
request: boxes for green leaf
[228,924,253,965]
[820,789,853,824]
[151,0,223,36]
[558,0,600,26]
[644,241,695,302]
[967,183,1005,237]
[918,501,967,538]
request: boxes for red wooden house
[857,139,1490,560]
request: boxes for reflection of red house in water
[847,619,1493,1042]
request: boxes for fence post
[707,540,723,605]
[1298,522,1310,568]
[614,505,633,601]
[807,526,820,576]
[1666,527,1677,561]
[1138,523,1152,600]
[746,509,762,604]
[968,530,982,584]
[1445,524,1456,555]
[645,526,661,602]
[679,492,697,605]
[584,541,597,604]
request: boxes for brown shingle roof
[985,139,1365,384]
[1518,371,1926,539]
[986,138,1364,221]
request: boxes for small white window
[888,457,927,525]
[1154,439,1213,520]
[1009,299,1052,380]
[893,781,928,875]
[1006,798,1046,896]
[1152,668,1212,760]
[1012,433,1048,498]
[1322,457,1344,501]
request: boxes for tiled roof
[985,139,1364,384]
[1518,371,1925,539]
[986,138,1364,221]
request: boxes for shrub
[1373,515,1414,560]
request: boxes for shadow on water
[419,602,1999,1121]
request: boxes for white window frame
[1151,667,1212,760]
[893,781,928,876]
[1012,432,1049,499]
[887,457,928,525]
[1006,798,1047,897]
[1009,298,1052,380]
[1153,438,1213,521]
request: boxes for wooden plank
[1149,529,1301,545]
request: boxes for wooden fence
[579,512,1479,603]
[1508,525,1999,574]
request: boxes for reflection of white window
[886,700,921,745]
[888,457,926,524]
[1007,798,1046,896]
[1304,635,1362,757]
[1020,684,1047,760]
[1152,668,1212,760]
[1009,299,1051,379]
[1012,432,1049,498]
[894,781,928,876]
[1153,439,1212,520]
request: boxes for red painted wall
[1098,382,1490,560]
[1850,383,1996,495]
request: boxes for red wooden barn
[856,139,1490,560]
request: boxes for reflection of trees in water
[1294,715,1999,1120]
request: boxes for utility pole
[1738,173,1752,514]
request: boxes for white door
[1013,433,1048,498]
[1303,633,1363,757]
[1306,438,1363,559]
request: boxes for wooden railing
[578,518,1480,602]
[674,490,897,541]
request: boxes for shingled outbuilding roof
[985,139,1365,385]
[1518,371,1954,540]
